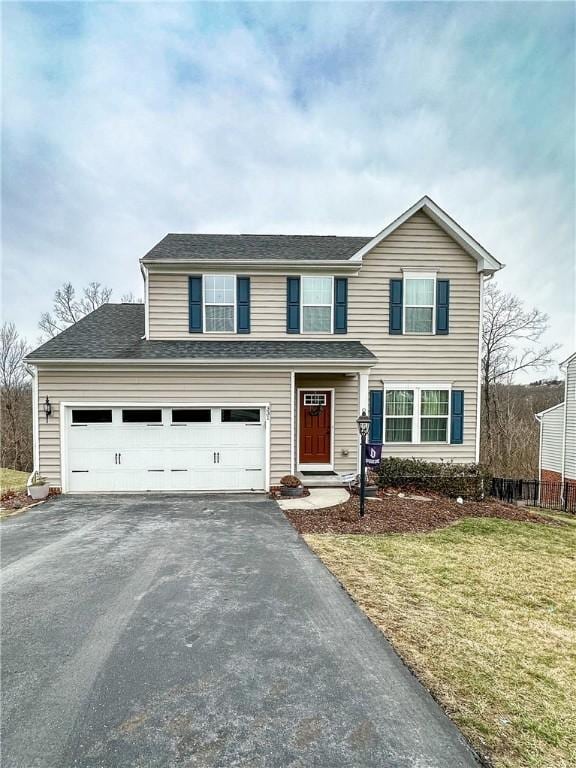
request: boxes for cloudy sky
[2,1,574,375]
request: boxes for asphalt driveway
[1,495,479,768]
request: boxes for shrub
[280,474,302,488]
[378,457,491,500]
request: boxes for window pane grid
[421,417,448,442]
[204,275,235,332]
[383,387,450,443]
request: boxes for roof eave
[141,258,361,272]
[26,357,376,367]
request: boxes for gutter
[25,357,377,367]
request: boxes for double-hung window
[302,276,333,333]
[384,386,450,443]
[420,389,449,442]
[385,390,414,442]
[404,272,436,334]
[204,275,235,333]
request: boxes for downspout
[140,262,149,340]
[27,365,40,492]
[560,366,568,490]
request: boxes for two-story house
[25,196,503,494]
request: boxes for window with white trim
[404,273,435,334]
[420,390,449,442]
[384,386,450,443]
[302,276,333,333]
[204,275,235,333]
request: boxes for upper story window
[404,272,436,334]
[301,276,333,333]
[203,275,236,333]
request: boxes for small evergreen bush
[378,457,490,500]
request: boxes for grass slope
[0,468,29,493]
[306,518,576,768]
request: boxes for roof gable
[349,196,503,273]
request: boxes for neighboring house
[25,196,503,494]
[536,352,576,490]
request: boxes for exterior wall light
[43,396,52,422]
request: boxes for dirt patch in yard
[285,493,561,535]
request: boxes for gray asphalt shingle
[26,304,376,362]
[142,233,371,262]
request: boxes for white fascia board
[349,196,504,273]
[560,351,576,369]
[535,401,565,420]
[27,358,377,368]
[142,259,360,273]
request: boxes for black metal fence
[490,477,576,514]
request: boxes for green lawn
[306,517,576,768]
[0,468,29,493]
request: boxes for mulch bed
[285,493,562,535]
[0,489,59,516]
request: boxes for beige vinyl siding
[540,404,565,475]
[149,273,288,340]
[565,359,576,480]
[348,211,480,462]
[36,366,292,488]
[295,374,358,473]
[147,211,481,462]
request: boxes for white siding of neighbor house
[564,358,576,480]
[36,366,293,488]
[146,211,481,463]
[540,404,565,475]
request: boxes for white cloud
[2,2,573,372]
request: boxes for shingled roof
[26,304,376,363]
[141,234,371,262]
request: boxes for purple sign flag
[365,443,382,468]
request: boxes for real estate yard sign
[365,443,382,468]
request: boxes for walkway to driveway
[1,495,479,767]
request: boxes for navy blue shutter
[436,280,450,335]
[389,279,403,334]
[237,277,251,333]
[188,276,203,333]
[334,278,348,334]
[451,390,464,444]
[286,277,300,333]
[369,390,384,443]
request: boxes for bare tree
[39,281,112,338]
[120,292,143,303]
[0,322,32,472]
[482,280,560,442]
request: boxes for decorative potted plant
[28,472,50,500]
[280,474,304,498]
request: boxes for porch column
[358,371,370,415]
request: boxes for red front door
[299,391,332,465]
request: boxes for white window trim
[300,275,334,335]
[403,271,436,335]
[203,274,237,334]
[383,384,451,444]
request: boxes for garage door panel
[65,405,266,493]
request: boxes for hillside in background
[481,380,564,478]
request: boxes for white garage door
[65,405,266,493]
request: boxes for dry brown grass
[306,517,576,768]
